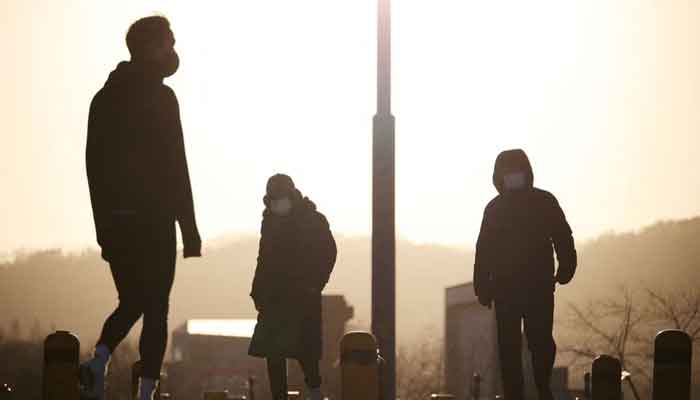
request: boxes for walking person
[83,16,201,400]
[248,174,337,400]
[474,149,577,400]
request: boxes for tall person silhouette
[84,16,201,400]
[248,174,337,400]
[474,149,577,400]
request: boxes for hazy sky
[1,1,699,254]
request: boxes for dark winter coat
[248,198,337,360]
[86,61,200,260]
[474,149,577,302]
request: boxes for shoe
[79,357,107,400]
[306,387,322,400]
[138,377,159,400]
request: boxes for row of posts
[15,328,693,400]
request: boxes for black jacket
[474,150,577,301]
[86,62,199,258]
[249,198,337,360]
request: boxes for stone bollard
[471,372,481,400]
[591,355,621,400]
[583,372,591,399]
[340,331,381,400]
[43,331,80,400]
[652,329,692,400]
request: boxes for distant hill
[1,217,699,348]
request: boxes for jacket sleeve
[86,94,109,248]
[167,89,201,254]
[473,205,494,299]
[317,214,337,290]
[250,219,268,303]
[548,194,577,284]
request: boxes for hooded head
[492,149,534,194]
[126,16,179,79]
[264,174,303,216]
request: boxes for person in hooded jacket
[474,149,577,400]
[248,174,337,400]
[83,16,201,400]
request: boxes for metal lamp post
[372,0,396,399]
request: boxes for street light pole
[372,0,396,399]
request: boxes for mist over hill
[1,217,699,348]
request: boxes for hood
[492,149,534,194]
[103,61,163,95]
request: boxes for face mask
[157,50,179,78]
[503,171,527,191]
[271,197,293,216]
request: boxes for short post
[471,372,481,400]
[652,329,692,400]
[340,331,381,400]
[591,355,621,400]
[248,376,256,400]
[583,372,591,399]
[0,383,14,400]
[43,331,80,400]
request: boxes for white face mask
[503,172,527,191]
[270,197,293,216]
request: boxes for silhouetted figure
[248,174,337,400]
[474,149,576,400]
[84,16,201,400]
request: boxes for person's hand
[478,294,492,309]
[183,230,202,258]
[555,270,573,285]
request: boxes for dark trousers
[266,357,321,399]
[97,222,176,379]
[495,292,556,400]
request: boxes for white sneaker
[138,377,158,400]
[306,387,322,400]
[79,358,107,400]
[79,345,110,400]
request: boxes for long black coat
[86,62,199,260]
[474,149,577,301]
[248,198,337,360]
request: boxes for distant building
[166,295,354,400]
[445,283,573,400]
[445,283,501,399]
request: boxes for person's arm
[317,214,337,290]
[86,94,109,248]
[250,219,269,310]
[549,194,577,284]
[167,89,201,258]
[474,205,495,306]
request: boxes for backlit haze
[2,0,699,254]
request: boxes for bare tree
[644,287,700,342]
[560,289,650,381]
[397,336,444,400]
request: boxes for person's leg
[96,255,144,352]
[495,300,525,400]
[299,356,321,389]
[83,253,143,399]
[266,357,288,400]
[523,293,556,400]
[137,223,176,400]
[139,245,176,380]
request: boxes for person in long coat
[248,174,337,400]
